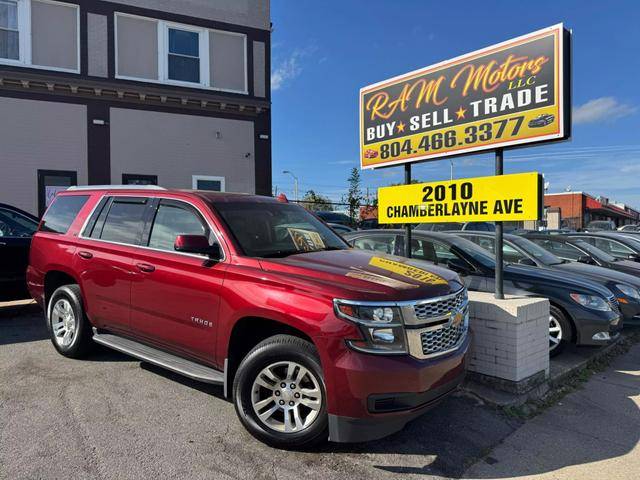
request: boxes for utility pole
[282,170,298,202]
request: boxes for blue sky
[270,0,640,208]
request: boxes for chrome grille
[608,295,620,314]
[420,314,468,356]
[413,289,467,320]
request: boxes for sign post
[495,148,504,299]
[405,163,412,259]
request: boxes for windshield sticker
[287,228,326,252]
[346,268,419,290]
[369,257,448,285]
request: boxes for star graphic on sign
[397,121,406,133]
[455,106,466,120]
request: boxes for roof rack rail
[66,185,166,191]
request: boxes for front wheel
[233,335,328,449]
[549,305,572,357]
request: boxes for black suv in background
[0,203,40,301]
[344,229,622,356]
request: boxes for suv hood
[258,249,463,302]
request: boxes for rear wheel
[233,335,328,449]
[549,305,572,357]
[47,285,93,358]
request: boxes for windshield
[572,239,617,263]
[511,236,564,265]
[212,201,349,258]
[447,235,496,268]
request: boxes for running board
[92,330,224,385]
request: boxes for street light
[282,170,298,202]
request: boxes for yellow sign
[359,24,570,169]
[369,257,448,285]
[378,172,542,224]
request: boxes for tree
[300,190,333,211]
[344,167,364,222]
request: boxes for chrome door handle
[77,251,93,259]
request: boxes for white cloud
[271,47,316,91]
[573,97,637,124]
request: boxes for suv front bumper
[321,333,470,443]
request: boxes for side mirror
[517,257,537,266]
[627,253,640,262]
[174,234,221,260]
[446,258,471,276]
[577,255,595,265]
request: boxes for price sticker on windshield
[378,172,542,224]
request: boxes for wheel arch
[43,269,81,308]
[224,316,316,398]
[549,301,576,343]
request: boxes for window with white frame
[166,25,202,84]
[0,0,79,72]
[192,175,225,192]
[115,13,247,93]
[0,0,20,60]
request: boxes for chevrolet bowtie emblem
[450,310,464,327]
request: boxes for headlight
[569,293,612,311]
[334,300,407,354]
[616,284,640,300]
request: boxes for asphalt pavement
[1,301,638,480]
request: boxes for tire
[549,305,572,357]
[233,334,328,449]
[47,284,94,359]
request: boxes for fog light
[370,328,395,343]
[592,332,611,341]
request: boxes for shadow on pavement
[0,301,49,345]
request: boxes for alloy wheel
[549,314,563,352]
[250,361,322,433]
[51,298,77,347]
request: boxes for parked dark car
[569,232,640,262]
[415,222,495,232]
[617,224,639,232]
[528,113,555,128]
[0,203,40,301]
[522,233,640,278]
[327,223,354,234]
[585,220,616,232]
[313,211,355,227]
[344,229,622,355]
[457,231,640,325]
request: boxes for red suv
[27,187,469,448]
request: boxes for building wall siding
[0,97,88,215]
[109,108,256,193]
[88,13,109,77]
[253,41,266,98]
[108,0,270,30]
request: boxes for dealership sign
[378,172,543,224]
[360,24,571,169]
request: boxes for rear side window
[99,198,149,245]
[40,195,89,234]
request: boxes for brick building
[544,192,640,229]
